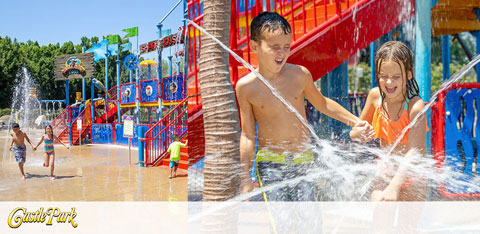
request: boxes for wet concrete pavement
[0,129,187,201]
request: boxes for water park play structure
[186,0,480,199]
[47,4,189,170]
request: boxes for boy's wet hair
[250,11,291,42]
[12,123,19,129]
[172,135,179,140]
[375,41,420,117]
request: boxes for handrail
[143,107,188,141]
[143,97,188,137]
[70,102,92,144]
[148,118,188,166]
[50,105,70,127]
[144,108,188,166]
[141,96,188,166]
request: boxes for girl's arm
[53,135,70,149]
[350,88,379,142]
[381,97,427,201]
[34,135,45,150]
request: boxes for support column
[441,35,450,81]
[66,80,72,146]
[157,24,164,121]
[117,57,121,122]
[82,47,86,102]
[415,0,432,151]
[474,31,480,81]
[370,42,377,88]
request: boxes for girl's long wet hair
[45,125,53,138]
[375,41,420,117]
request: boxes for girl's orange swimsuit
[371,96,428,188]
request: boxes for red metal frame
[50,106,69,137]
[186,0,414,94]
[432,83,480,198]
[70,102,92,145]
[142,97,188,166]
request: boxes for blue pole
[91,79,94,124]
[82,47,86,102]
[129,70,133,83]
[370,42,377,88]
[135,68,140,124]
[66,80,72,146]
[117,56,121,122]
[105,47,109,91]
[157,23,164,121]
[138,126,145,167]
[148,64,151,79]
[475,32,480,82]
[183,0,189,94]
[441,35,450,81]
[168,55,173,77]
[105,46,109,124]
[157,23,163,79]
[415,0,432,152]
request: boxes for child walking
[9,123,35,179]
[350,41,428,201]
[33,125,69,180]
[167,135,187,179]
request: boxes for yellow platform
[432,0,480,36]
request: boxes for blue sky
[0,0,185,57]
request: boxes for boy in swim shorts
[9,123,35,179]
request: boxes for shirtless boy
[9,123,35,179]
[236,12,374,201]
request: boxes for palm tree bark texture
[199,0,241,201]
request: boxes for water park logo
[7,207,78,228]
[55,53,94,81]
[62,57,86,77]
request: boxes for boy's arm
[350,88,379,142]
[236,82,257,194]
[9,134,14,150]
[380,99,427,201]
[24,134,34,148]
[302,66,359,127]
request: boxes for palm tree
[199,0,241,201]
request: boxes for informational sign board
[54,53,94,80]
[77,119,82,131]
[123,115,134,138]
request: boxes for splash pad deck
[0,129,187,201]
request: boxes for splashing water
[188,18,480,204]
[3,67,42,162]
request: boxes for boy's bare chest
[12,133,24,141]
[249,81,304,112]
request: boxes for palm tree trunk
[199,0,241,201]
